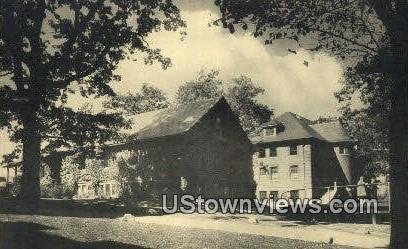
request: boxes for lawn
[0,214,360,249]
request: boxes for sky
[0,1,345,160]
[108,1,344,118]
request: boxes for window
[105,184,111,197]
[289,165,299,179]
[258,148,266,158]
[112,184,117,196]
[269,147,277,157]
[260,167,268,175]
[80,185,86,195]
[259,191,267,201]
[270,191,279,201]
[270,166,279,180]
[263,127,276,136]
[339,146,349,155]
[289,145,298,155]
[290,190,299,199]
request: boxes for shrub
[8,176,22,196]
[40,175,63,198]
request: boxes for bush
[61,184,77,199]
[40,176,63,198]
[8,176,22,197]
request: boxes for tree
[311,111,389,179]
[226,75,272,132]
[0,0,185,203]
[176,70,272,132]
[104,83,169,115]
[214,0,407,247]
[340,107,389,179]
[176,69,223,104]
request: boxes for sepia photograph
[0,1,407,248]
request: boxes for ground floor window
[270,191,279,201]
[259,191,267,201]
[111,184,117,196]
[105,184,111,197]
[290,190,299,199]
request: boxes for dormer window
[260,117,284,137]
[338,146,349,155]
[263,127,276,136]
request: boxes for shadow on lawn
[0,197,165,219]
[0,221,151,249]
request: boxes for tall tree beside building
[214,0,407,247]
[104,84,170,115]
[176,70,272,132]
[0,0,185,203]
[338,106,390,180]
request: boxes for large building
[76,97,255,199]
[250,112,355,201]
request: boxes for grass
[0,214,361,249]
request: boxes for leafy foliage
[176,69,272,132]
[104,84,169,115]
[214,1,408,245]
[0,0,185,199]
[226,75,272,132]
[60,157,81,196]
[176,70,223,104]
[80,159,105,195]
[340,107,389,179]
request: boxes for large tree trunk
[48,154,62,184]
[18,108,42,204]
[388,43,408,248]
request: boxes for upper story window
[260,166,268,175]
[258,148,266,158]
[289,145,298,155]
[270,166,279,180]
[263,127,276,136]
[339,146,349,155]
[289,165,299,179]
[269,147,277,157]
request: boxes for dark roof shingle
[122,97,223,140]
[309,121,353,143]
[251,112,353,144]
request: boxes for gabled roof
[251,112,353,144]
[122,97,224,140]
[309,121,353,143]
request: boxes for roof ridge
[309,120,340,126]
[125,96,223,118]
[122,96,225,140]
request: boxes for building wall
[0,167,21,185]
[184,99,255,199]
[253,140,353,200]
[77,180,120,199]
[253,143,313,200]
[310,141,352,199]
[333,144,354,183]
[73,99,254,200]
[311,142,351,185]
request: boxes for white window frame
[289,165,299,180]
[269,146,277,157]
[270,166,279,180]
[289,145,298,155]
